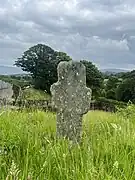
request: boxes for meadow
[0,105,135,179]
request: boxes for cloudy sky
[0,0,135,70]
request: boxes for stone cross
[50,61,92,143]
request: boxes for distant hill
[101,68,130,74]
[0,66,27,75]
[0,65,130,76]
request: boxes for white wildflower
[113,161,119,169]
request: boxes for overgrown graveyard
[0,45,134,180]
[0,60,134,179]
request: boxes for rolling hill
[0,66,26,75]
[0,66,130,75]
[101,68,129,74]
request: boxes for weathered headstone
[51,61,92,143]
[0,80,13,105]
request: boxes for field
[0,105,135,179]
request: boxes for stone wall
[16,99,55,111]
[14,99,119,112]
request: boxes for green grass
[22,88,51,100]
[0,105,135,179]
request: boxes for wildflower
[63,153,66,158]
[111,123,118,130]
[113,161,119,169]
[111,123,121,131]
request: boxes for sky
[0,0,135,70]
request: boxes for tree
[120,70,135,79]
[106,89,116,100]
[14,44,72,93]
[116,78,135,103]
[106,76,120,90]
[105,76,121,100]
[80,60,103,98]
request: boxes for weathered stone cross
[50,61,92,143]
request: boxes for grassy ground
[0,105,135,179]
[22,88,51,100]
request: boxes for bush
[116,78,135,103]
[92,97,127,112]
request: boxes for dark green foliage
[94,97,127,112]
[14,44,72,93]
[120,70,135,79]
[15,44,55,77]
[115,72,127,78]
[116,78,135,103]
[105,76,122,100]
[80,60,104,98]
[106,76,120,90]
[106,89,116,100]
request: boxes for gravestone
[51,61,92,143]
[0,80,13,106]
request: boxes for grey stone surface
[51,61,92,143]
[0,80,13,101]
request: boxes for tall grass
[0,105,135,179]
[22,88,51,100]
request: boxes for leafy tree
[105,76,122,100]
[14,44,72,93]
[106,89,116,100]
[106,76,120,90]
[80,60,104,98]
[120,70,135,79]
[115,72,127,78]
[116,78,135,102]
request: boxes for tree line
[14,43,135,103]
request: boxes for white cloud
[0,0,135,69]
